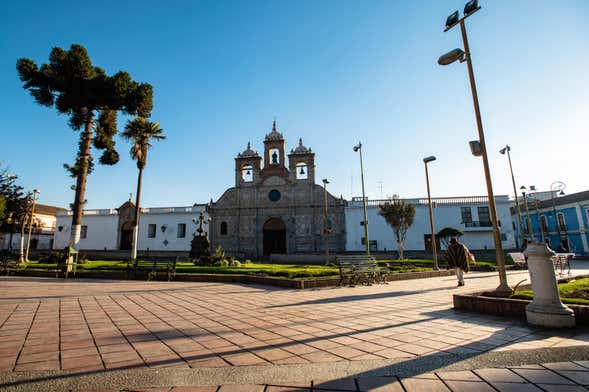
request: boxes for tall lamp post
[499,145,524,248]
[322,179,331,265]
[353,142,370,255]
[438,0,510,294]
[550,181,566,248]
[423,156,439,270]
[24,188,39,262]
[520,186,535,243]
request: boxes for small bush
[230,260,241,267]
[214,260,229,267]
[243,259,252,264]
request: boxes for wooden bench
[507,252,527,268]
[336,255,386,287]
[128,259,176,281]
[0,252,20,276]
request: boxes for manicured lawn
[511,277,589,305]
[19,259,433,279]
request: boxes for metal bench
[128,259,176,281]
[336,255,386,287]
[552,252,574,277]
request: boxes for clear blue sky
[1,0,587,209]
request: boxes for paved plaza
[1,264,589,390]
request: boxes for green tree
[121,117,166,260]
[437,227,464,249]
[0,166,32,257]
[16,44,153,246]
[378,197,415,260]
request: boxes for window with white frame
[557,213,566,231]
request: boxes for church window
[269,148,280,164]
[242,164,253,182]
[296,162,308,180]
[220,222,228,235]
[268,189,281,202]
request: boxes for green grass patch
[511,277,589,306]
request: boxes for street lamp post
[500,145,524,248]
[520,186,535,243]
[438,0,510,294]
[24,189,39,262]
[353,142,370,255]
[550,181,566,247]
[423,156,439,270]
[322,179,331,265]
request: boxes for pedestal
[524,242,575,328]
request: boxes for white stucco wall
[52,206,208,251]
[345,196,516,252]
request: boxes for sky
[1,0,588,209]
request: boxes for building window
[477,206,491,225]
[148,224,156,238]
[500,233,507,241]
[177,223,186,238]
[241,164,253,182]
[540,216,548,232]
[557,213,566,231]
[80,225,87,239]
[461,207,472,224]
[296,162,308,180]
[220,222,228,236]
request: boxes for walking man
[445,237,470,286]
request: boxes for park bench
[552,253,574,277]
[336,255,386,287]
[507,252,527,269]
[0,251,20,276]
[128,258,176,281]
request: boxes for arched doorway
[120,221,134,250]
[263,218,286,255]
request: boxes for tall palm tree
[122,117,166,260]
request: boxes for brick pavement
[1,267,589,374]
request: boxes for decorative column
[524,242,575,327]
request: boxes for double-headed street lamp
[353,142,370,255]
[499,146,524,249]
[423,156,439,270]
[550,181,566,247]
[520,186,535,243]
[438,0,510,294]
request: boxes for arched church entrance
[120,221,134,250]
[263,218,286,255]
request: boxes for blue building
[512,190,589,256]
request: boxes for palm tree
[122,117,166,260]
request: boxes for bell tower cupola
[235,141,262,187]
[288,138,315,183]
[262,120,289,179]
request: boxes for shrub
[214,260,229,267]
[243,259,252,264]
[230,260,241,267]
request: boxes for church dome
[265,120,284,141]
[291,138,312,154]
[237,142,259,158]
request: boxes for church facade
[209,122,346,258]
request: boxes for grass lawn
[511,277,589,306]
[19,259,433,280]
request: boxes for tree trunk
[131,163,144,260]
[70,114,94,247]
[8,231,13,250]
[19,216,27,263]
[397,241,404,261]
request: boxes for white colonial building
[1,204,66,251]
[345,195,516,252]
[53,201,209,252]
